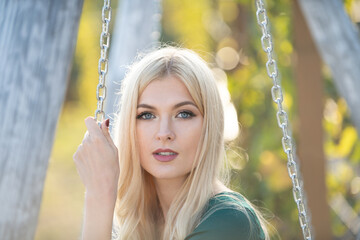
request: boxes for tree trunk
[105,0,161,124]
[298,0,360,134]
[0,1,83,239]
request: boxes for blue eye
[137,112,155,120]
[177,111,195,119]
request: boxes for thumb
[101,119,116,148]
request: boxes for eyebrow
[137,101,198,110]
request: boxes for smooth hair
[112,47,269,240]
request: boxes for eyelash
[136,111,196,120]
[136,112,155,120]
[177,110,195,119]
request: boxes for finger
[84,116,105,141]
[73,143,83,162]
[101,119,117,149]
[83,131,89,139]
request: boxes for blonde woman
[73,47,269,240]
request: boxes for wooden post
[293,0,332,238]
[0,1,83,239]
[298,0,360,134]
[105,0,161,122]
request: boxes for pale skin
[73,75,229,239]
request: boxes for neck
[154,176,187,220]
[154,178,231,220]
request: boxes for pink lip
[153,148,178,162]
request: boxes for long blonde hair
[112,47,269,240]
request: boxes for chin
[146,169,190,182]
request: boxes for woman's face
[136,75,203,184]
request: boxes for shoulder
[185,192,265,240]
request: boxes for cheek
[180,119,203,154]
[136,123,149,151]
[136,125,148,169]
[136,122,157,160]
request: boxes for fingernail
[105,119,110,127]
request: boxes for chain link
[95,0,112,124]
[255,1,312,239]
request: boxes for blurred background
[33,0,360,239]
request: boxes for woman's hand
[73,117,119,240]
[73,117,119,199]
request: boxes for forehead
[138,76,194,105]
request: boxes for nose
[156,117,175,142]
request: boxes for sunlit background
[34,0,360,239]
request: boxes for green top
[185,192,265,240]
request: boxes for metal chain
[255,1,312,239]
[95,0,112,124]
